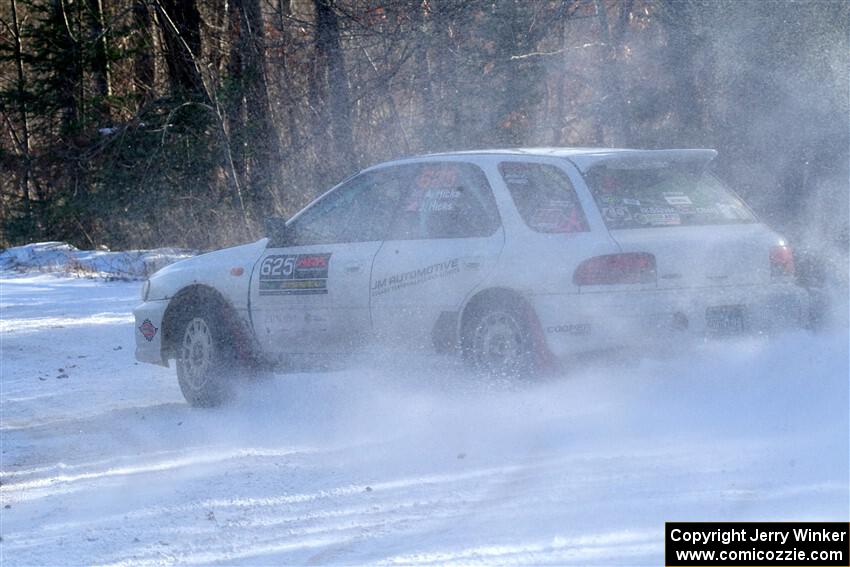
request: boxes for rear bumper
[133,299,169,366]
[531,283,809,359]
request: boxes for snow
[0,242,195,281]
[1,273,848,565]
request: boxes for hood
[146,239,268,300]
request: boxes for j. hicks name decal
[259,253,331,295]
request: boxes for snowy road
[1,274,848,566]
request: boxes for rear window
[499,162,588,233]
[584,163,756,229]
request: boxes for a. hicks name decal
[371,258,460,297]
[259,253,331,296]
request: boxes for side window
[281,171,402,246]
[499,162,589,233]
[389,162,500,240]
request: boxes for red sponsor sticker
[139,319,158,341]
[415,166,458,189]
[296,255,328,269]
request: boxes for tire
[175,308,235,407]
[462,303,537,378]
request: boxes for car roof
[363,147,718,172]
[423,147,630,157]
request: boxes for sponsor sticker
[644,213,681,226]
[640,206,681,226]
[139,319,158,341]
[503,172,529,185]
[664,192,693,206]
[372,258,460,296]
[530,204,587,233]
[416,165,458,189]
[546,323,591,336]
[602,206,633,222]
[259,253,331,296]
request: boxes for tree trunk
[132,0,155,107]
[225,0,246,180]
[88,0,111,122]
[658,0,703,144]
[415,0,438,152]
[594,0,632,146]
[156,0,206,98]
[552,11,566,145]
[276,0,298,151]
[226,0,282,219]
[9,0,32,227]
[49,0,82,132]
[314,0,357,176]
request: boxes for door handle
[463,256,484,270]
[344,264,361,274]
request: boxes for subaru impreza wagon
[134,148,808,406]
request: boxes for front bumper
[532,283,810,359]
[133,299,169,366]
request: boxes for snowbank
[0,242,195,280]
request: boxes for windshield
[583,162,756,229]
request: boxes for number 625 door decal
[258,253,332,295]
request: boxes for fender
[145,239,268,310]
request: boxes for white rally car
[134,148,808,406]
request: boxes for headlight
[141,280,150,301]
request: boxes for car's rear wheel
[463,305,536,378]
[176,311,233,407]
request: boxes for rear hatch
[569,150,783,289]
[609,224,776,289]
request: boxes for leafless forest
[1,0,847,256]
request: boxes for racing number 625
[260,256,295,278]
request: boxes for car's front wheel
[463,305,536,378]
[176,312,233,407]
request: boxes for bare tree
[8,0,32,227]
[132,0,155,107]
[156,0,206,98]
[88,0,111,121]
[225,0,283,218]
[314,0,356,175]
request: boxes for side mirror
[264,217,292,247]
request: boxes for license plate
[706,305,745,336]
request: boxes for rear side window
[584,163,756,229]
[389,162,500,240]
[499,162,589,233]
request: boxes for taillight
[770,245,795,277]
[573,253,657,286]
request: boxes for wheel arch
[161,284,256,363]
[458,287,554,368]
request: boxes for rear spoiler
[566,149,718,173]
